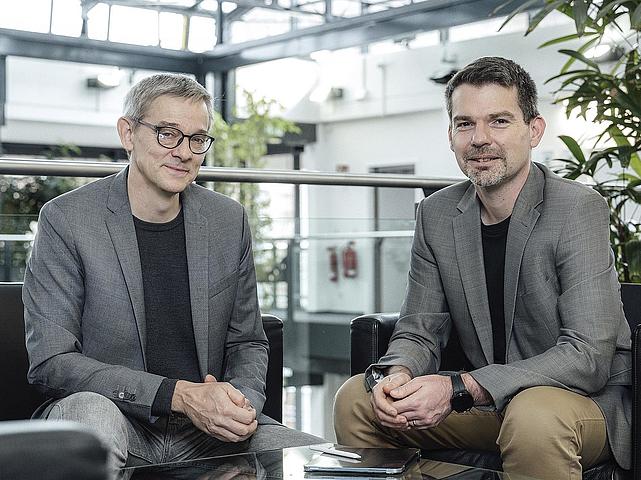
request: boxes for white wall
[292,22,585,313]
[1,57,192,148]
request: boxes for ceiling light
[586,44,625,63]
[86,72,121,89]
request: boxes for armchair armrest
[0,420,108,480]
[349,313,470,376]
[350,313,399,376]
[262,314,283,422]
[632,324,641,476]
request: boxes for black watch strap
[451,373,466,396]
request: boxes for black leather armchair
[0,281,284,479]
[350,283,641,480]
[0,281,284,422]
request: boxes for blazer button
[118,392,125,399]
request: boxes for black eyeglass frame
[133,117,215,154]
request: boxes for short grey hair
[445,57,539,123]
[123,73,213,123]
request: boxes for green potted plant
[500,0,641,282]
[208,91,300,307]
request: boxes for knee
[51,392,121,425]
[334,375,371,430]
[498,387,574,450]
[49,392,128,447]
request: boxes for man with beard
[333,57,632,479]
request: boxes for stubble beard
[462,148,508,188]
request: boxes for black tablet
[304,446,420,476]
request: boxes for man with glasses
[23,73,321,473]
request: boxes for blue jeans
[45,392,323,475]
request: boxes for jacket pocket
[209,270,239,299]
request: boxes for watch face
[451,392,474,412]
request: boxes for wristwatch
[450,373,474,412]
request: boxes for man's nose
[173,138,193,161]
[471,124,491,146]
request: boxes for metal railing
[0,156,459,308]
[0,157,461,188]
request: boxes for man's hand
[172,374,257,442]
[370,369,412,429]
[388,374,453,429]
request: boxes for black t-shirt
[134,209,201,415]
[481,216,511,365]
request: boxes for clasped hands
[370,368,453,430]
[172,374,257,442]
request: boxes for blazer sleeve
[23,201,165,422]
[470,193,624,410]
[371,199,452,376]
[222,208,269,416]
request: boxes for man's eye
[493,118,509,125]
[191,136,207,145]
[456,122,472,129]
[159,129,179,139]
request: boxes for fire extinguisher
[327,246,338,282]
[342,241,358,278]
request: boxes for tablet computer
[304,445,420,476]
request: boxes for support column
[213,1,234,122]
[0,55,6,155]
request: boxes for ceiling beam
[199,0,543,70]
[92,0,218,18]
[0,0,542,72]
[0,27,200,73]
[204,0,544,70]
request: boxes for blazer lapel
[453,183,494,365]
[104,167,148,368]
[504,163,544,351]
[182,187,209,379]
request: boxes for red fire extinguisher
[327,246,338,282]
[342,241,358,278]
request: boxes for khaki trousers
[334,374,610,480]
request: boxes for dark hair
[445,56,539,122]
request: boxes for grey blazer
[23,167,269,423]
[375,163,632,469]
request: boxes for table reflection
[119,446,529,480]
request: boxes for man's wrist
[385,365,412,377]
[171,380,188,413]
[461,373,492,406]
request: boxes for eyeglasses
[133,118,215,154]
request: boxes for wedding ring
[411,420,417,428]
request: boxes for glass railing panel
[256,217,415,440]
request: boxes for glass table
[120,445,538,480]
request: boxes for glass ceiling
[0,0,426,50]
[0,1,575,57]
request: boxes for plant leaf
[558,135,586,163]
[558,48,601,70]
[594,1,625,23]
[559,36,600,73]
[539,32,584,48]
[631,3,641,28]
[496,0,542,31]
[573,0,589,33]
[525,0,568,35]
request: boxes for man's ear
[448,125,454,152]
[529,116,546,148]
[116,117,134,155]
